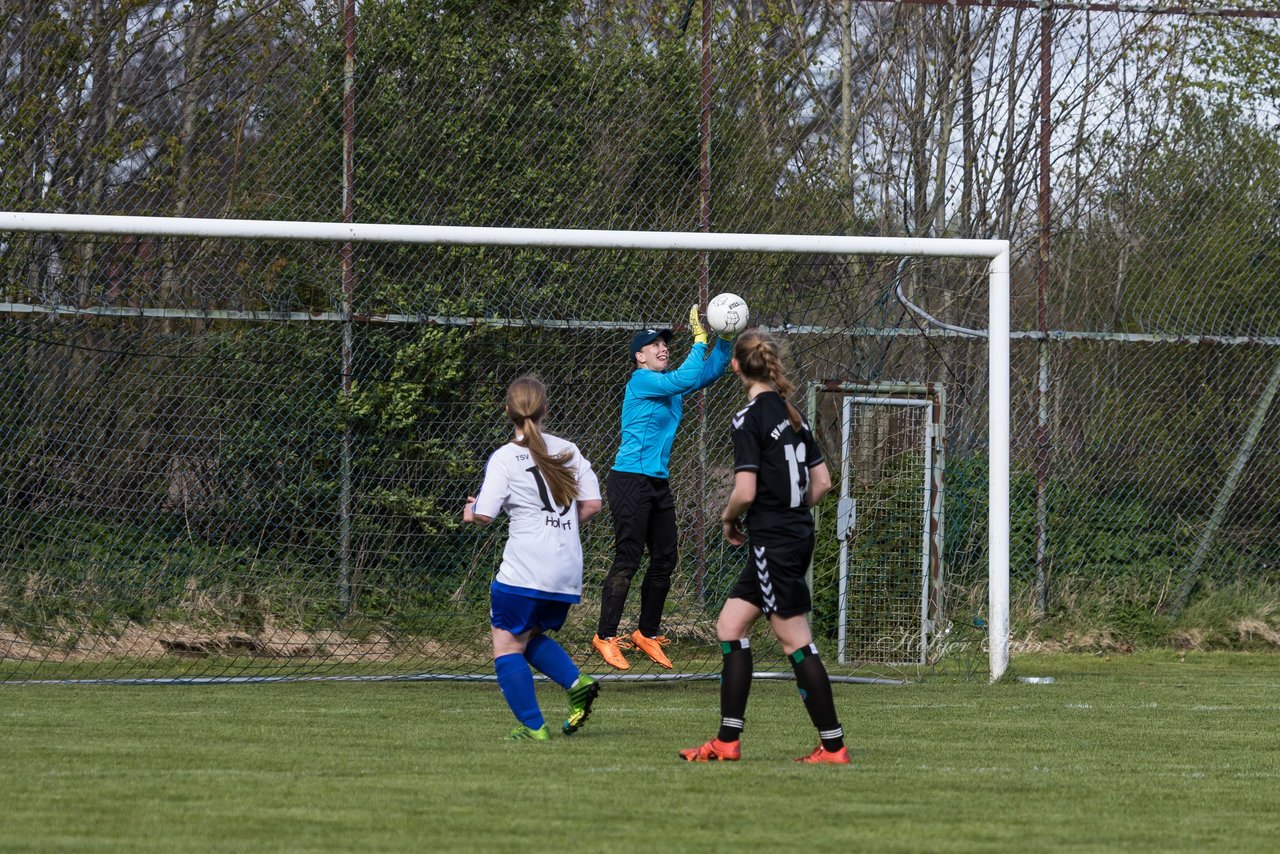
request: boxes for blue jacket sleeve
[690,336,733,393]
[630,342,714,398]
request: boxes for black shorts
[728,536,815,617]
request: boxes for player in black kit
[679,330,848,764]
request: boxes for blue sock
[495,653,544,730]
[524,634,580,690]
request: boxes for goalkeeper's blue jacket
[612,338,732,479]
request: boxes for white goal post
[0,210,1012,681]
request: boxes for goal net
[0,213,1009,683]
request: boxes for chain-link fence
[2,1,1278,682]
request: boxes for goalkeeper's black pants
[597,470,677,639]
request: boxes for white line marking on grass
[1065,703,1092,709]
[43,767,331,779]
[915,763,1092,776]
[600,707,697,713]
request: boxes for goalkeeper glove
[688,304,709,346]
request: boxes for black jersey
[730,391,826,543]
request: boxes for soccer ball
[706,292,749,336]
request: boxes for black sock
[790,643,844,752]
[717,639,752,742]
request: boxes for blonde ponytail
[733,330,803,430]
[506,376,579,508]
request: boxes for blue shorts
[490,585,572,635]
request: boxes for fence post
[1034,0,1053,617]
[693,0,713,599]
[338,0,357,615]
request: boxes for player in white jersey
[463,376,603,741]
[679,330,849,765]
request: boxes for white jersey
[472,433,601,602]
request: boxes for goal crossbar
[0,211,1012,681]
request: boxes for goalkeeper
[464,376,603,741]
[592,305,734,671]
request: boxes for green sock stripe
[790,643,819,665]
[720,641,733,656]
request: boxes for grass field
[2,652,1277,853]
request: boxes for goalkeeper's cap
[630,328,672,363]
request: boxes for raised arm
[690,335,733,393]
[628,341,713,398]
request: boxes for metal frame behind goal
[809,381,946,667]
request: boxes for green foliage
[249,0,721,238]
[809,448,1280,651]
[1061,95,1280,529]
[809,503,842,641]
[1186,9,1280,103]
[5,1,1279,678]
[0,508,303,636]
[1119,97,1280,334]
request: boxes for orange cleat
[629,631,673,669]
[679,738,741,762]
[795,745,851,765]
[592,634,632,670]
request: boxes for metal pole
[338,0,357,615]
[878,0,1280,19]
[1033,2,1053,617]
[698,0,712,250]
[694,0,713,598]
[919,403,936,665]
[0,213,1009,258]
[837,396,853,664]
[840,0,853,229]
[806,383,819,599]
[989,249,1012,682]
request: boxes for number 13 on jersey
[784,441,808,508]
